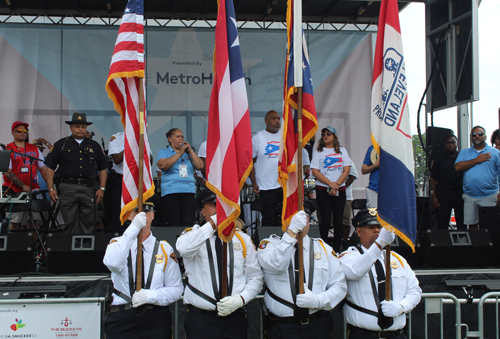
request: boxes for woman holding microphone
[157,128,203,226]
[310,126,351,253]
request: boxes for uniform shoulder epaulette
[180,227,193,236]
[390,251,405,269]
[234,232,247,258]
[315,238,330,257]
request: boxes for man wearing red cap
[2,121,47,230]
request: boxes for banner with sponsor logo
[0,26,374,194]
[0,301,101,338]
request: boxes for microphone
[90,131,95,140]
[183,143,189,153]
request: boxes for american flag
[278,0,318,231]
[105,0,155,224]
[371,0,416,250]
[206,0,253,242]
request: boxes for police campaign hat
[65,112,93,126]
[352,208,380,227]
[197,189,217,209]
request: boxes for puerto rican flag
[265,141,280,156]
[371,0,416,250]
[278,0,318,231]
[323,155,342,168]
[206,0,253,242]
[105,0,155,224]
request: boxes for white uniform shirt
[346,163,359,201]
[257,233,347,317]
[252,129,282,191]
[340,244,422,331]
[310,147,352,188]
[176,222,264,310]
[104,225,183,306]
[108,132,125,175]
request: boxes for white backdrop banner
[0,26,374,193]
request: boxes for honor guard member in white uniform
[340,209,422,339]
[257,205,347,339]
[103,201,183,339]
[176,190,264,339]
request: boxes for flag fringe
[378,215,416,253]
[119,184,156,225]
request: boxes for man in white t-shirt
[249,110,282,226]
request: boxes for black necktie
[141,246,145,289]
[294,244,309,321]
[375,258,393,329]
[215,237,223,297]
[375,259,385,302]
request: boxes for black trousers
[162,193,196,226]
[111,174,124,235]
[260,187,283,226]
[264,310,333,339]
[316,189,346,253]
[104,305,172,339]
[436,190,465,229]
[184,307,248,339]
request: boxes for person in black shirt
[430,135,464,229]
[44,112,108,233]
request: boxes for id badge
[20,167,29,173]
[179,164,188,178]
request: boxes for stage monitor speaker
[426,126,454,169]
[416,196,437,231]
[390,236,421,269]
[0,233,35,274]
[46,233,117,274]
[479,206,500,266]
[151,226,186,257]
[420,229,492,268]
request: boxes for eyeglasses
[14,129,27,133]
[322,132,333,137]
[471,132,485,137]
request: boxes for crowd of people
[2,112,500,338]
[2,113,500,245]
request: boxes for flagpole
[385,243,391,300]
[293,0,305,295]
[135,78,145,292]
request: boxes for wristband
[49,188,55,191]
[100,187,106,191]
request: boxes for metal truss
[0,13,377,32]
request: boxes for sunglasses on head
[471,132,485,137]
[322,131,333,137]
[14,129,27,133]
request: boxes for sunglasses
[471,132,485,137]
[14,129,27,133]
[322,132,333,137]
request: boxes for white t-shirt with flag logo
[310,147,352,188]
[252,129,282,191]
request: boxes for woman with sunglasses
[310,126,352,252]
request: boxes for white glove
[130,212,147,231]
[376,228,395,248]
[132,289,149,308]
[381,300,404,317]
[217,295,244,316]
[288,211,308,234]
[296,284,319,309]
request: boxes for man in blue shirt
[362,145,379,208]
[455,126,500,228]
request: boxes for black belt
[348,325,403,338]
[269,310,325,325]
[108,304,132,313]
[188,304,246,316]
[60,177,92,186]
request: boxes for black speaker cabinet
[420,229,492,268]
[479,206,500,266]
[390,236,420,269]
[46,233,117,274]
[0,233,35,274]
